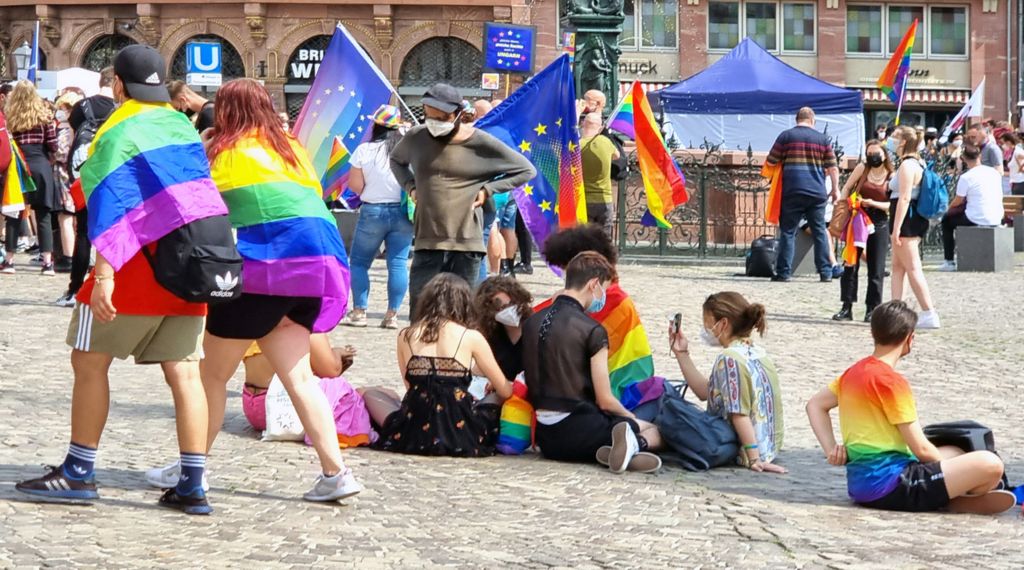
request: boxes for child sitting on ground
[806,300,1015,514]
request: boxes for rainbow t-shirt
[829,356,918,503]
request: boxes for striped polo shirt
[766,125,837,199]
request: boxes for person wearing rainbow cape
[16,45,222,515]
[145,78,364,503]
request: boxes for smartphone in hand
[672,313,682,334]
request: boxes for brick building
[0,0,532,117]
[0,0,1018,129]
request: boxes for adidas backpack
[143,215,244,304]
[913,160,949,220]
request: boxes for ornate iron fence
[612,143,957,258]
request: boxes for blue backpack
[914,161,949,220]
[653,381,738,471]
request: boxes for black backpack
[745,235,778,278]
[143,215,244,304]
[654,381,739,471]
[68,99,107,182]
[923,420,1011,490]
[605,132,630,182]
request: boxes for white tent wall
[665,113,866,159]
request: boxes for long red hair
[206,78,300,167]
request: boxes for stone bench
[955,226,1014,272]
[332,210,359,253]
[1015,214,1024,253]
[790,230,819,276]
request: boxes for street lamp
[12,41,31,76]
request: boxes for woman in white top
[999,132,1024,196]
[343,105,412,330]
[887,126,940,329]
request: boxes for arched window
[81,34,136,72]
[168,35,245,98]
[399,37,482,89]
[283,34,333,120]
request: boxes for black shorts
[890,200,931,238]
[206,293,321,339]
[860,461,950,512]
[535,400,640,463]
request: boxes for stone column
[562,0,624,110]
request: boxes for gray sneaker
[342,310,368,328]
[303,469,363,502]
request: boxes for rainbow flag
[632,81,688,228]
[606,89,635,140]
[80,100,226,270]
[209,134,350,333]
[535,283,654,398]
[496,381,534,455]
[475,54,586,251]
[293,23,395,201]
[2,140,32,217]
[877,19,918,108]
[321,136,351,202]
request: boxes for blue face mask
[587,284,607,314]
[886,137,900,154]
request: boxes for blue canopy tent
[654,39,865,158]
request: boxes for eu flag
[475,54,586,253]
[293,23,395,206]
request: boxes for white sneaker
[144,460,210,492]
[55,292,76,308]
[608,422,639,474]
[303,468,363,502]
[938,260,957,272]
[917,309,941,330]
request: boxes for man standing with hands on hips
[765,107,839,282]
[390,83,535,317]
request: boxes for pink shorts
[241,385,267,432]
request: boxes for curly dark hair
[542,224,619,269]
[406,273,474,344]
[472,276,533,337]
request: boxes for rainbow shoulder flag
[2,139,32,217]
[877,19,918,107]
[209,133,350,333]
[606,90,635,140]
[321,136,352,203]
[80,100,226,270]
[631,81,689,228]
[535,283,654,398]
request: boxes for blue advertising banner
[483,22,536,74]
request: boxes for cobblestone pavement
[2,255,1023,569]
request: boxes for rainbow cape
[80,100,226,270]
[536,283,654,398]
[2,139,32,218]
[631,81,689,228]
[606,90,635,140]
[877,19,918,107]
[209,134,350,333]
[841,194,872,266]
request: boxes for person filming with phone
[667,292,786,473]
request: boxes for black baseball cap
[113,45,170,103]
[421,83,462,114]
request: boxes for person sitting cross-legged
[522,251,663,473]
[806,300,1015,514]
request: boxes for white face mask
[699,327,721,347]
[952,140,963,148]
[425,118,456,138]
[56,110,68,123]
[495,305,521,328]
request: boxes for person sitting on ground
[363,273,514,457]
[522,252,663,473]
[938,144,1005,272]
[668,292,786,473]
[536,225,655,400]
[237,335,357,433]
[806,300,1016,514]
[472,276,533,381]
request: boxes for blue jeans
[349,203,414,312]
[776,194,830,278]
[478,209,497,283]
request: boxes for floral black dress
[374,355,501,457]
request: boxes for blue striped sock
[176,453,206,495]
[62,442,97,480]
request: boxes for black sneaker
[770,275,791,282]
[513,262,534,275]
[41,263,56,276]
[54,258,73,273]
[159,487,213,515]
[15,465,99,502]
